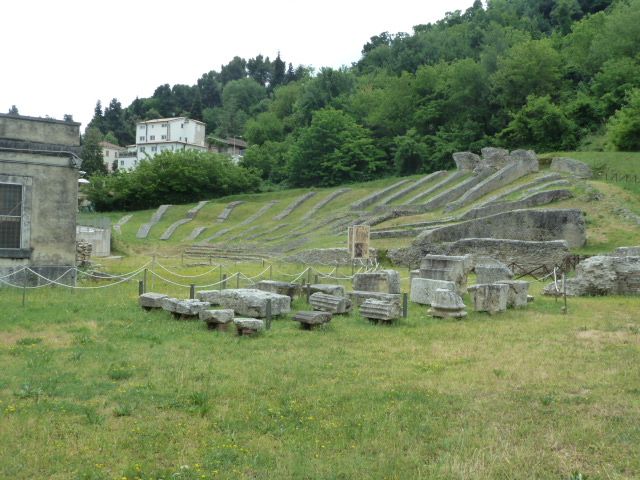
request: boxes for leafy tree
[220,56,247,85]
[87,100,104,132]
[288,108,385,187]
[197,71,222,108]
[247,54,272,87]
[241,139,291,184]
[244,112,284,145]
[606,89,640,151]
[63,114,74,122]
[394,129,429,175]
[271,53,286,89]
[498,95,577,151]
[81,127,107,176]
[7,105,18,115]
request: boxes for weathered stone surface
[348,291,402,308]
[234,318,265,335]
[419,255,468,295]
[199,309,234,324]
[350,179,411,210]
[309,292,352,314]
[197,289,291,317]
[429,289,467,318]
[379,171,448,205]
[421,170,492,210]
[496,280,529,308]
[274,192,317,220]
[352,270,401,294]
[137,204,171,239]
[510,149,539,172]
[217,201,244,223]
[468,283,509,314]
[613,246,640,257]
[414,209,586,249]
[474,263,513,284]
[551,157,593,178]
[406,171,466,204]
[543,255,640,296]
[360,299,402,322]
[480,147,510,170]
[410,277,456,305]
[161,298,210,317]
[459,189,574,221]
[453,152,481,171]
[139,292,168,309]
[294,311,332,329]
[310,284,345,297]
[255,280,298,298]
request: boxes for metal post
[402,293,408,319]
[266,299,272,330]
[151,254,156,290]
[138,280,144,296]
[262,258,265,268]
[22,272,27,307]
[222,274,227,290]
[269,264,272,280]
[219,264,223,283]
[190,284,195,299]
[236,272,240,288]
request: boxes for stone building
[0,113,82,285]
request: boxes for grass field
[1,260,639,479]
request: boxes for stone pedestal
[496,280,529,308]
[309,292,351,314]
[352,270,401,294]
[410,278,456,305]
[139,292,168,310]
[360,299,401,324]
[293,311,332,330]
[199,309,234,331]
[468,284,509,314]
[234,318,265,336]
[429,289,466,318]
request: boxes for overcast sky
[2,0,475,131]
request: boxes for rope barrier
[25,266,144,290]
[154,261,221,278]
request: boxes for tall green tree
[606,89,640,151]
[81,127,107,176]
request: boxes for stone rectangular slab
[255,280,298,298]
[199,308,234,324]
[468,283,509,314]
[410,278,456,305]
[496,280,529,308]
[294,311,332,329]
[161,298,211,317]
[139,292,168,309]
[348,291,402,308]
[197,289,290,318]
[234,317,265,335]
[352,270,401,294]
[310,284,345,297]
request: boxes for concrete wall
[0,114,80,146]
[414,209,586,248]
[76,226,111,257]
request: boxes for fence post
[402,293,408,319]
[190,284,195,299]
[143,269,148,293]
[562,273,567,314]
[22,271,27,307]
[269,264,272,280]
[306,283,311,303]
[266,299,272,330]
[138,280,144,296]
[314,274,319,284]
[222,274,227,290]
[236,272,240,289]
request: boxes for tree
[81,127,107,176]
[393,129,430,175]
[220,56,247,85]
[288,108,385,187]
[606,89,640,151]
[244,112,284,145]
[271,53,286,89]
[7,105,19,115]
[247,54,272,87]
[87,100,104,132]
[63,114,74,122]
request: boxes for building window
[151,146,157,152]
[120,160,124,166]
[139,136,145,141]
[140,146,145,152]
[181,123,184,128]
[161,135,166,140]
[115,152,119,158]
[105,150,109,157]
[0,183,22,249]
[161,123,168,127]
[150,135,155,140]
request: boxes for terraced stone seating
[137,204,171,239]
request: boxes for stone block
[429,289,466,318]
[348,291,402,308]
[452,151,481,171]
[410,278,456,305]
[161,297,210,318]
[613,246,640,257]
[255,280,298,298]
[352,270,401,294]
[510,149,539,173]
[468,284,509,314]
[197,289,290,318]
[199,309,234,330]
[474,263,513,284]
[139,292,168,310]
[293,311,332,330]
[360,299,402,323]
[234,318,265,336]
[480,147,510,170]
[551,157,593,179]
[496,280,529,308]
[310,284,345,297]
[419,255,468,295]
[309,292,351,314]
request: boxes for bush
[606,88,640,151]
[86,150,261,211]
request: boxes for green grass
[1,266,640,479]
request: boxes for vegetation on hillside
[86,0,640,197]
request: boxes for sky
[2,0,475,131]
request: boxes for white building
[100,141,126,173]
[135,117,206,162]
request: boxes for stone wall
[414,209,586,249]
[0,113,80,146]
[281,248,378,265]
[459,189,573,221]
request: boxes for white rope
[76,260,152,280]
[25,266,143,290]
[0,266,27,280]
[238,265,271,281]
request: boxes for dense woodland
[84,0,640,209]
